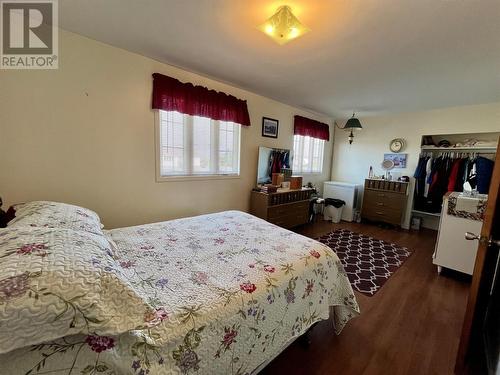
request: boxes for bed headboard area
[0,197,15,228]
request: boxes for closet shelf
[412,209,441,217]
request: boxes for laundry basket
[323,198,345,223]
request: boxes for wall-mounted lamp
[335,113,363,144]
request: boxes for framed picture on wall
[383,153,408,168]
[262,117,279,138]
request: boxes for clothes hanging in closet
[447,158,462,192]
[453,157,469,192]
[423,157,432,197]
[413,155,430,200]
[476,157,494,194]
[413,153,495,213]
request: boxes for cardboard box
[290,176,303,190]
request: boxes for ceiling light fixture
[258,5,310,45]
[335,113,363,145]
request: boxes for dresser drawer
[364,179,408,193]
[362,207,402,225]
[268,211,309,228]
[250,189,313,229]
[361,180,408,227]
[363,190,405,210]
[267,201,309,219]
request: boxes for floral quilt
[0,211,359,375]
[0,227,154,354]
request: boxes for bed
[0,202,359,375]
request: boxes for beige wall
[0,30,333,228]
[331,102,500,229]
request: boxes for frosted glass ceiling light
[258,5,310,45]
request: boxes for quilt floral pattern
[0,211,359,375]
[0,227,154,355]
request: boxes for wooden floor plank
[261,220,470,375]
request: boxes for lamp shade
[344,116,362,129]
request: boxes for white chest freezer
[323,181,362,222]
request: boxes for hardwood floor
[261,220,471,375]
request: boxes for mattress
[0,210,359,374]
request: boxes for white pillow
[8,201,104,235]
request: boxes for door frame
[455,142,500,373]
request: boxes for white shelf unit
[411,209,441,217]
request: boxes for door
[483,254,500,374]
[455,142,500,374]
[433,198,483,274]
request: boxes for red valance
[152,73,251,126]
[294,115,330,141]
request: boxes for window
[157,110,241,177]
[293,135,325,173]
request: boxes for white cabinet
[433,195,482,275]
[323,181,362,222]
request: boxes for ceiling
[59,0,500,119]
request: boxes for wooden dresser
[361,179,409,226]
[250,188,313,229]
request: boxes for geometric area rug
[317,229,412,296]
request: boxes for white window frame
[292,135,325,174]
[155,111,241,182]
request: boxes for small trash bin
[411,216,422,230]
[323,198,345,223]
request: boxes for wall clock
[390,138,405,153]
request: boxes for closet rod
[420,146,497,152]
[420,149,496,155]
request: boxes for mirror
[381,159,395,170]
[257,146,291,185]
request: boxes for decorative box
[280,168,293,181]
[272,173,284,186]
[290,176,303,190]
